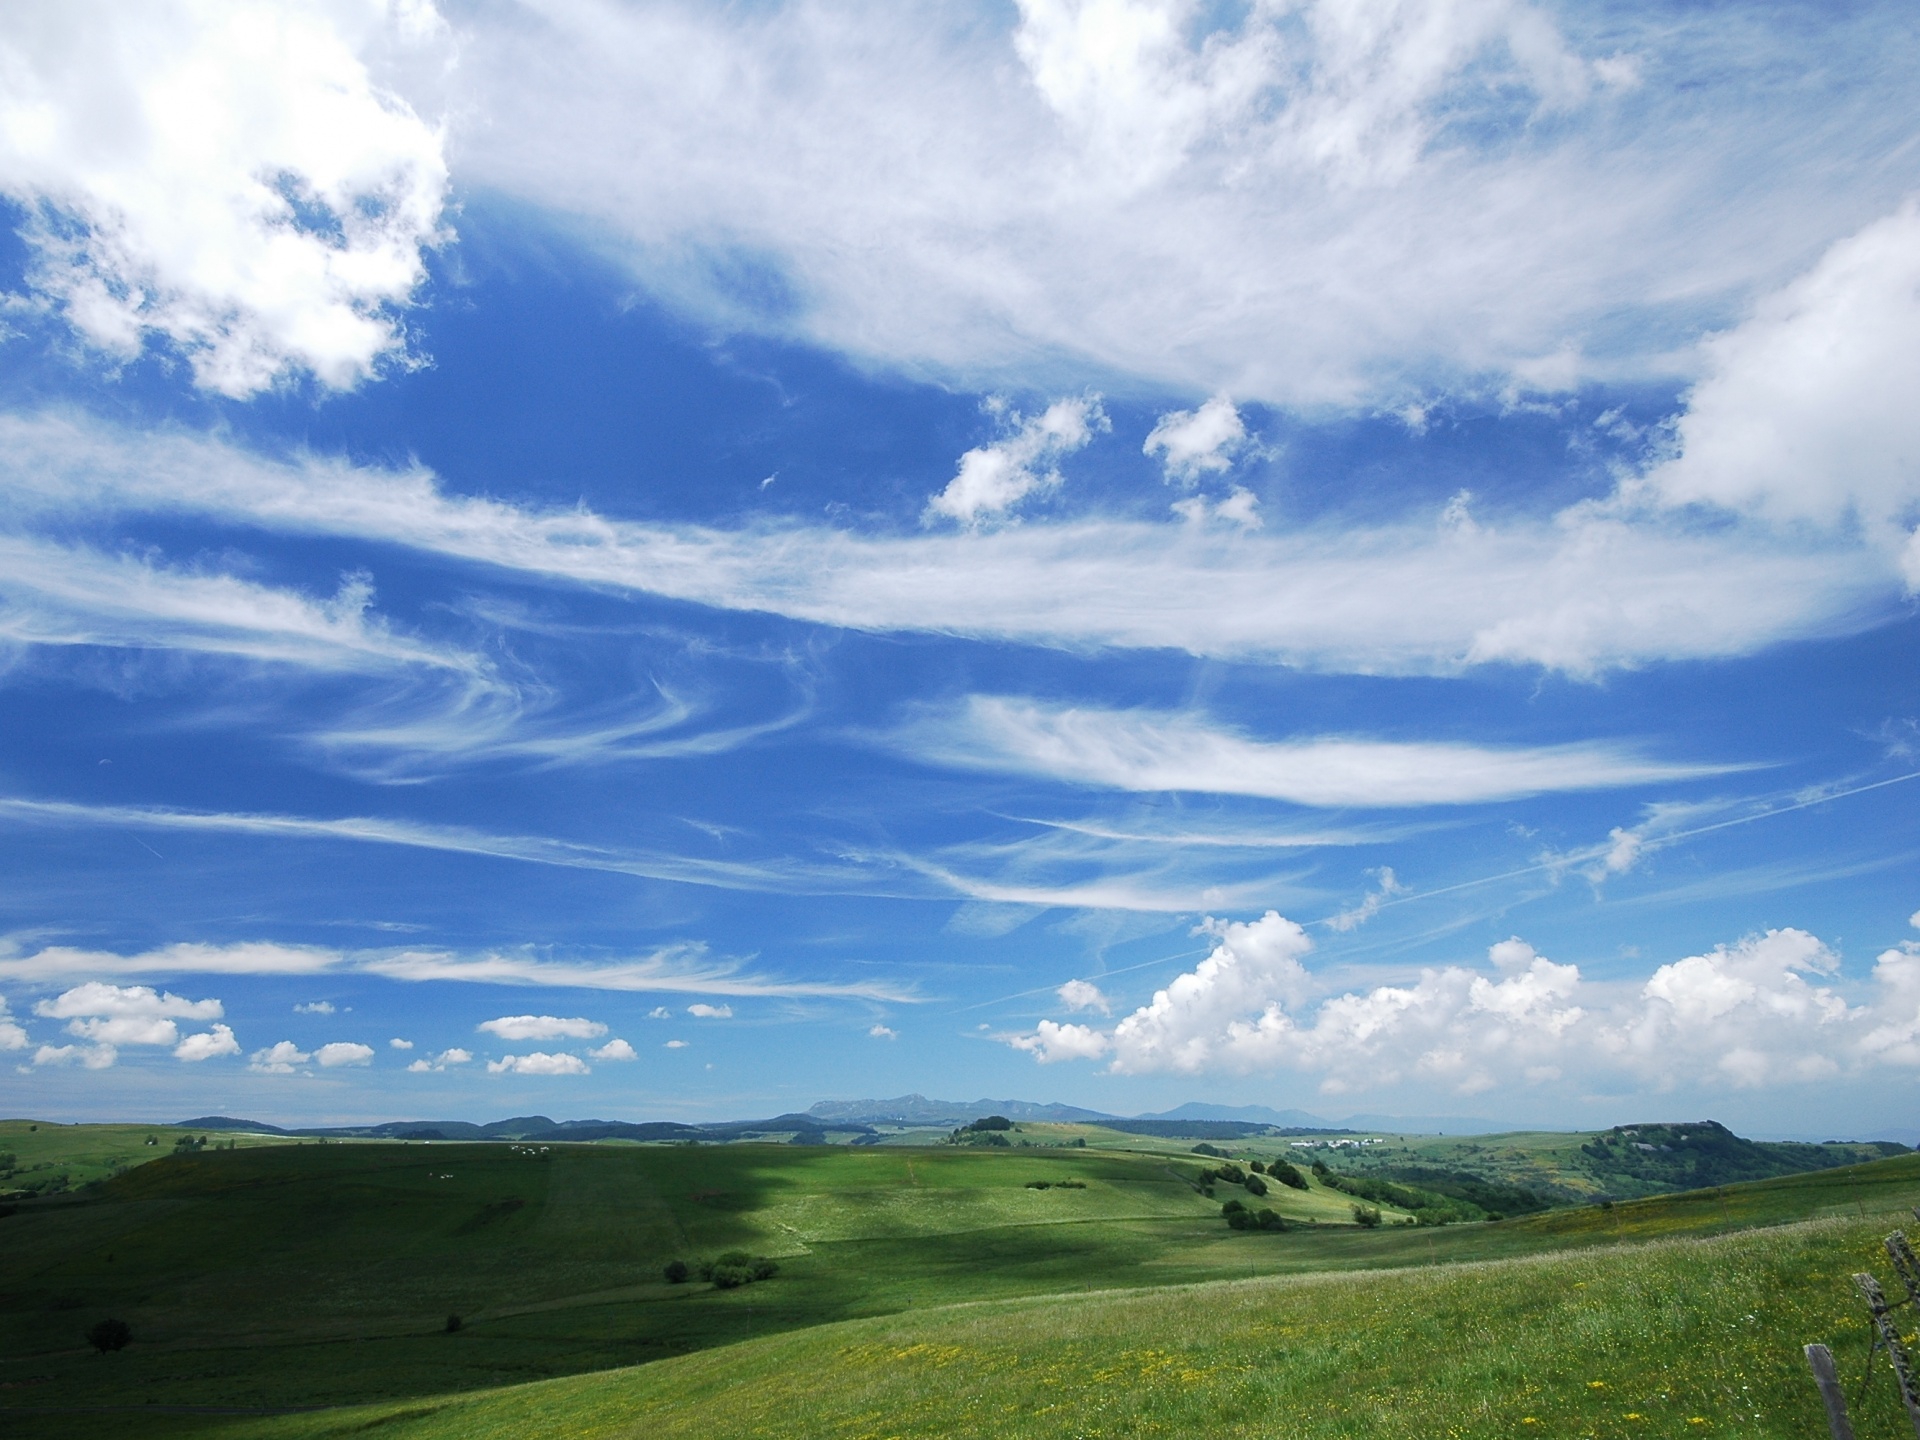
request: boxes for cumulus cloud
[1644,204,1920,558]
[34,981,223,1050]
[477,1014,607,1041]
[249,1039,310,1074]
[315,1040,374,1067]
[868,1024,897,1040]
[174,1024,240,1062]
[294,1001,336,1014]
[389,1037,413,1049]
[664,1039,689,1049]
[1008,917,1920,1097]
[587,1037,637,1061]
[406,1046,471,1072]
[899,696,1729,808]
[1144,396,1245,484]
[648,1006,673,1019]
[686,1003,733,1019]
[487,1051,590,1075]
[1056,978,1110,1014]
[925,398,1105,526]
[0,0,449,395]
[32,1042,116,1069]
[0,998,26,1051]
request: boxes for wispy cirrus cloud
[0,412,1900,678]
[894,696,1735,808]
[0,937,918,1003]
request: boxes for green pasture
[3,1129,1918,1439]
[0,1118,292,1198]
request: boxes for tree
[87,1318,132,1353]
[1244,1174,1268,1197]
[1351,1203,1382,1228]
[663,1259,689,1283]
[1269,1159,1309,1190]
[444,1314,463,1333]
[968,1116,1013,1131]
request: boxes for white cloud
[1107,911,1316,1073]
[33,981,223,1051]
[925,397,1105,526]
[0,998,27,1051]
[0,0,449,395]
[406,1046,471,1072]
[664,1039,689,1049]
[1325,867,1407,931]
[249,1039,310,1074]
[477,1014,606,1042]
[1056,978,1110,1014]
[587,1037,637,1061]
[32,1042,116,1069]
[1643,204,1920,555]
[1,413,1902,678]
[648,1006,673,1019]
[487,1051,590,1075]
[294,1001,336,1014]
[1170,486,1261,530]
[174,1024,239,1062]
[388,1037,413,1049]
[687,1003,733,1019]
[315,1040,374,1067]
[1009,1019,1110,1064]
[867,1024,897,1040]
[900,696,1731,808]
[0,929,915,1001]
[449,0,1892,406]
[1144,396,1245,484]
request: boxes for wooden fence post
[1887,1232,1920,1304]
[1854,1272,1920,1440]
[1806,1344,1856,1440]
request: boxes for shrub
[1217,1163,1247,1185]
[1055,1179,1086,1188]
[86,1318,132,1353]
[699,1251,776,1288]
[1244,1174,1268,1197]
[444,1314,463,1333]
[750,1258,779,1281]
[1249,1159,1266,1174]
[967,1116,1013,1131]
[1351,1203,1382,1228]
[1220,1198,1246,1215]
[1191,1143,1229,1158]
[1025,1179,1052,1189]
[1254,1208,1287,1231]
[663,1259,689,1283]
[1311,1159,1329,1177]
[1269,1160,1309,1190]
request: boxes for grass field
[4,1124,1917,1439]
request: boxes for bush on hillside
[1249,1159,1266,1174]
[1191,1143,1229,1158]
[444,1314,462,1333]
[1244,1174,1268,1197]
[698,1250,778,1289]
[663,1259,690,1283]
[1268,1160,1308,1190]
[968,1116,1013,1131]
[1351,1204,1382,1228]
[87,1318,132,1353]
[1216,1163,1247,1184]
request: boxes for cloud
[294,1001,336,1015]
[1056,978,1110,1014]
[477,1014,607,1042]
[1643,203,1920,552]
[925,397,1105,525]
[687,1003,733,1019]
[0,930,916,1002]
[174,1024,240,1062]
[315,1040,374,1067]
[899,696,1732,808]
[1144,396,1245,484]
[487,1051,590,1076]
[587,1037,637,1061]
[0,999,26,1051]
[1325,867,1408,931]
[448,0,1893,405]
[867,1024,897,1040]
[33,981,223,1050]
[648,1006,673,1019]
[0,0,449,395]
[389,1037,413,1049]
[31,1042,116,1069]
[249,1040,310,1074]
[406,1046,471,1072]
[1008,1018,1111,1064]
[1,413,1901,677]
[664,1039,689,1049]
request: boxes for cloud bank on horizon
[1,0,1918,1135]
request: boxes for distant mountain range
[176,1096,1521,1140]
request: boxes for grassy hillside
[0,1118,291,1199]
[5,1127,1917,1439]
[19,1155,1920,1440]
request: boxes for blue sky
[2,0,1919,1136]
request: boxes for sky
[2,0,1919,1138]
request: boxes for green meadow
[3,1119,1918,1439]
